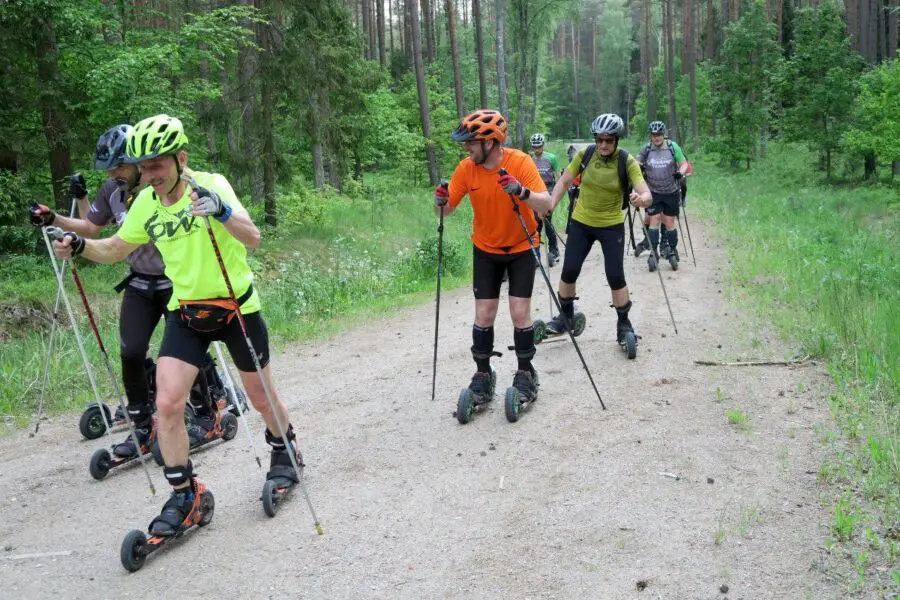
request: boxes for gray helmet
[590,114,625,138]
[94,124,133,170]
[649,120,667,135]
[530,133,545,147]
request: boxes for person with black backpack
[542,114,652,358]
[636,121,690,271]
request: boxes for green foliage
[843,59,900,166]
[775,4,863,178]
[707,2,781,168]
[0,171,35,253]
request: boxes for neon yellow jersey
[117,169,260,313]
[566,149,644,228]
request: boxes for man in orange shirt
[434,109,552,409]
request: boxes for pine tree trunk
[846,0,859,51]
[646,0,656,120]
[422,0,435,63]
[34,16,73,211]
[687,0,699,151]
[447,0,465,117]
[238,4,262,203]
[721,0,729,25]
[377,0,387,65]
[890,0,899,59]
[409,0,440,184]
[362,0,371,59]
[665,0,679,141]
[256,4,276,226]
[473,0,488,107]
[496,0,509,122]
[404,0,412,65]
[571,21,581,138]
[592,15,599,98]
[389,0,394,52]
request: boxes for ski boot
[89,423,155,481]
[456,368,498,424]
[548,247,560,267]
[615,303,638,360]
[504,369,540,423]
[648,249,659,272]
[151,408,238,466]
[634,236,650,257]
[261,426,305,518]
[667,247,680,271]
[120,470,214,572]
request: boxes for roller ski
[615,302,638,360]
[260,427,305,518]
[504,369,540,423]
[533,296,586,344]
[150,408,238,466]
[455,368,498,424]
[89,424,155,480]
[79,359,157,440]
[120,478,214,572]
[666,247,679,271]
[634,236,650,257]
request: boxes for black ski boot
[634,236,650,257]
[261,425,305,517]
[504,369,539,422]
[456,369,497,424]
[535,296,586,343]
[121,464,214,572]
[667,247,680,271]
[548,247,560,267]
[615,302,638,359]
[112,425,153,458]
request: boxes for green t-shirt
[566,149,645,228]
[531,151,560,186]
[118,169,260,313]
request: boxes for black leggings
[560,220,627,290]
[120,286,172,418]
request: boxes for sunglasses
[595,137,616,145]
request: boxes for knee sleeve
[471,325,494,360]
[163,460,194,487]
[513,325,536,361]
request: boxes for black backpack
[575,145,632,210]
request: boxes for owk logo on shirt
[144,207,201,243]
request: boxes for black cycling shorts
[646,190,681,217]
[159,310,271,372]
[472,245,536,300]
[560,220,627,291]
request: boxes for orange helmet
[451,109,507,144]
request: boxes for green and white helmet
[125,114,189,163]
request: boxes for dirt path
[0,219,841,599]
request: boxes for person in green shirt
[546,114,653,354]
[529,133,561,265]
[53,114,304,537]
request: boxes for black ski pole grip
[499,168,507,176]
[439,180,448,190]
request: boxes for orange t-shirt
[448,148,547,254]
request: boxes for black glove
[29,202,56,227]
[673,171,683,181]
[64,231,86,256]
[69,173,88,199]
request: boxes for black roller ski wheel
[151,441,165,467]
[198,490,215,527]
[89,448,112,480]
[456,388,476,425]
[504,388,521,423]
[533,319,547,344]
[262,479,279,518]
[648,254,658,272]
[220,413,238,441]
[668,254,679,271]
[79,404,111,440]
[120,530,148,573]
[624,331,637,360]
[572,312,587,337]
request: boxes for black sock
[471,325,494,372]
[513,325,536,373]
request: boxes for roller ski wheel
[648,253,658,272]
[259,450,306,518]
[535,312,586,344]
[79,403,112,440]
[90,429,154,480]
[533,319,547,344]
[89,448,112,480]
[455,369,497,424]
[504,370,540,423]
[667,249,679,271]
[617,322,638,360]
[123,485,214,572]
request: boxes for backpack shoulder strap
[666,140,678,162]
[577,144,596,178]
[618,148,631,209]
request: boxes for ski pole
[45,226,157,495]
[633,208,679,335]
[431,181,447,403]
[33,198,111,436]
[499,169,606,410]
[212,341,262,469]
[680,190,697,267]
[181,173,322,535]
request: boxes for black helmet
[94,124,133,170]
